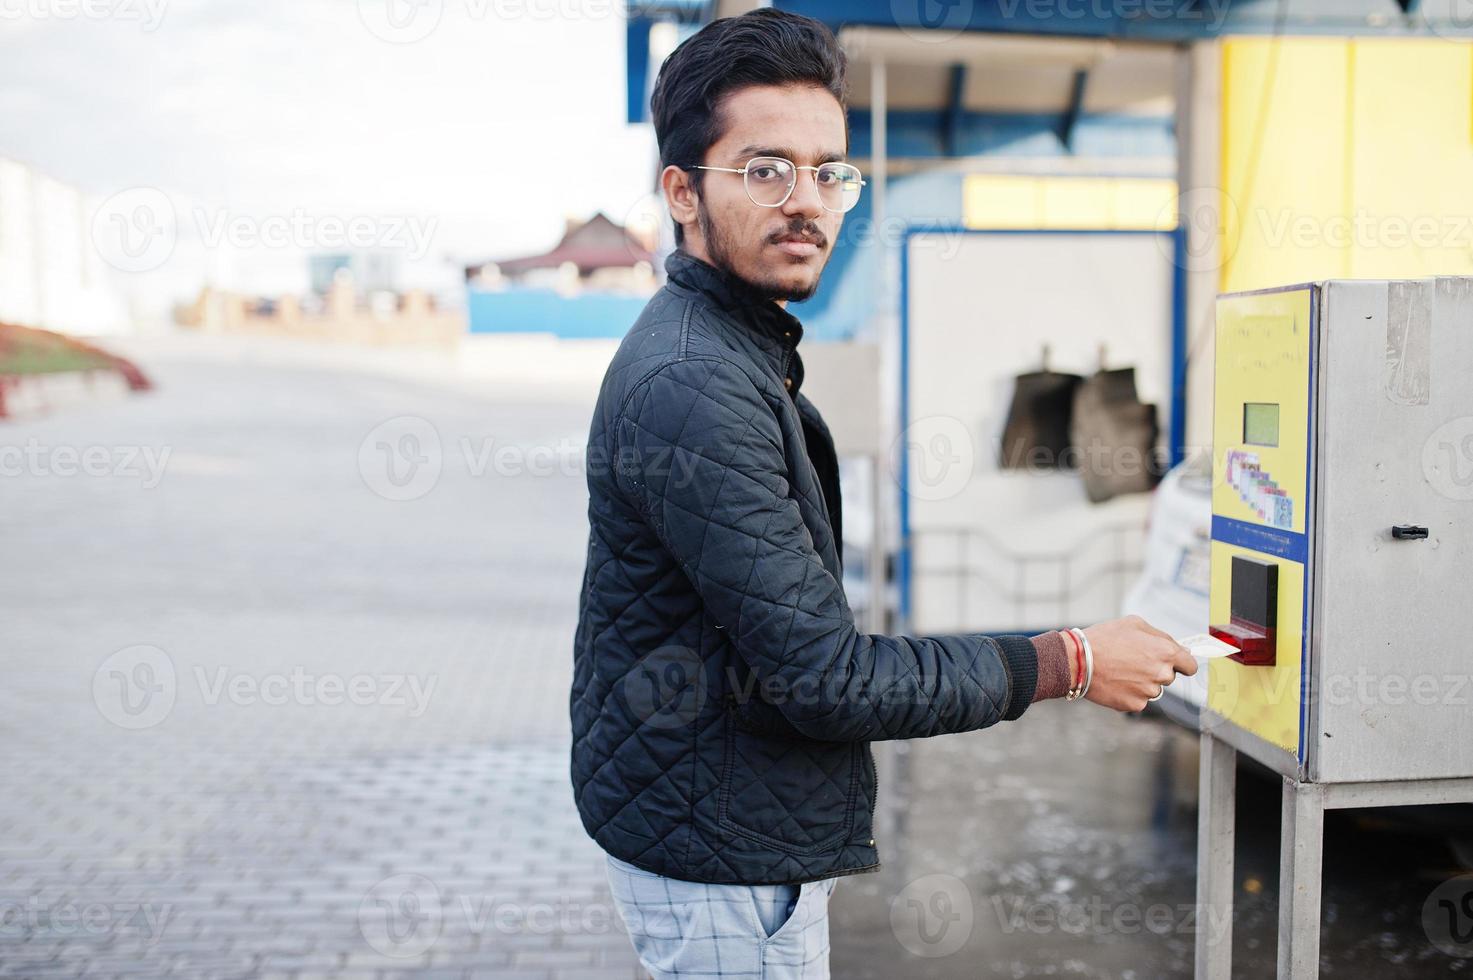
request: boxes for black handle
[1391,524,1429,540]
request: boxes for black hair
[648,8,848,247]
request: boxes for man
[570,10,1197,978]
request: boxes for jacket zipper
[866,745,878,848]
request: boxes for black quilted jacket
[570,249,1042,885]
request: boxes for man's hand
[1076,614,1198,712]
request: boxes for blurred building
[0,157,131,337]
[463,212,658,338]
[308,250,402,297]
[178,267,462,347]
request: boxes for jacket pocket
[717,706,860,855]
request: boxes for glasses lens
[816,163,863,213]
[744,157,795,207]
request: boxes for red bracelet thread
[1062,628,1083,697]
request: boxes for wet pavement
[1,338,1469,978]
[832,708,1472,978]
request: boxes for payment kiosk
[1195,279,1473,979]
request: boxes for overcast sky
[0,0,662,296]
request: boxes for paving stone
[0,356,614,977]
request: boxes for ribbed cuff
[1030,630,1072,702]
[995,633,1040,720]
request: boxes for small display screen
[1243,402,1280,447]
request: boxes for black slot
[1230,555,1278,630]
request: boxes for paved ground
[2,339,1469,978]
[1,347,633,978]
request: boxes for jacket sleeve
[612,355,1040,743]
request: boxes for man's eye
[816,170,840,186]
[750,167,782,181]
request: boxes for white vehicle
[1121,454,1212,725]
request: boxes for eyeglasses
[686,156,866,214]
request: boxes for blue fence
[466,288,650,339]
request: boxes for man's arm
[614,354,1061,743]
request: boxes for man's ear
[660,164,699,238]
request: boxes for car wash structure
[627,1,1473,640]
[621,4,1473,976]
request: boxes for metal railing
[905,519,1145,630]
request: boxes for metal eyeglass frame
[685,156,867,214]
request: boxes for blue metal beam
[1169,226,1188,467]
[849,108,1175,161]
[943,64,967,157]
[637,0,714,24]
[771,0,1473,40]
[626,17,653,124]
[1057,68,1089,153]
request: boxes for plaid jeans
[605,853,839,979]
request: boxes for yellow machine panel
[1211,288,1311,534]
[1205,542,1305,753]
[1208,287,1315,762]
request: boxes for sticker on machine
[1225,449,1294,529]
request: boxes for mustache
[766,220,827,249]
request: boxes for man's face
[675,83,849,304]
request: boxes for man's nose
[781,169,824,219]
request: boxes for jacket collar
[664,248,806,365]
